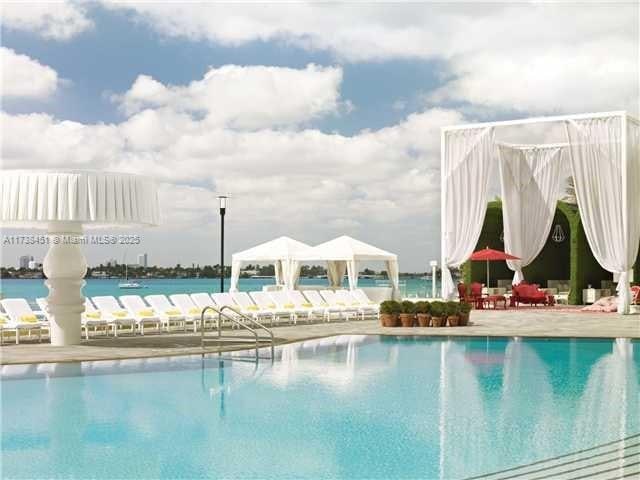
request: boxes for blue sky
[2,5,446,133]
[1,2,638,269]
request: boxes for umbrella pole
[486,260,490,289]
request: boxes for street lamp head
[217,195,228,213]
[429,260,438,267]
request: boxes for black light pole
[218,196,228,293]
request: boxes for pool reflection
[1,336,638,479]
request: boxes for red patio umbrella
[469,247,520,288]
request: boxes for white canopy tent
[308,235,400,295]
[229,236,315,291]
[440,111,640,314]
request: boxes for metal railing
[200,305,274,361]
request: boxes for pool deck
[1,308,638,365]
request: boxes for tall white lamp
[0,170,159,346]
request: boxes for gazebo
[309,235,400,295]
[440,111,639,313]
[229,236,315,291]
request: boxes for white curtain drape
[229,259,243,292]
[442,127,495,299]
[327,261,347,288]
[346,261,358,290]
[386,259,400,299]
[565,115,640,314]
[282,260,301,290]
[498,144,565,284]
[274,260,283,286]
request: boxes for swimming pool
[2,336,638,479]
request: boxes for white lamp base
[43,222,87,346]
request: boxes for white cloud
[1,1,93,40]
[104,2,639,115]
[0,60,463,268]
[113,64,344,129]
[0,47,59,98]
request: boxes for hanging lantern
[551,224,565,243]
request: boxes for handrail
[199,305,274,360]
[219,305,275,359]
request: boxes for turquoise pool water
[2,336,638,479]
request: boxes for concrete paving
[1,308,638,365]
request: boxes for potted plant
[430,301,445,327]
[458,302,472,326]
[399,300,416,327]
[415,301,431,327]
[380,300,401,327]
[445,301,460,327]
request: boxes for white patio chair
[190,293,220,329]
[249,291,294,324]
[37,297,109,340]
[227,291,274,324]
[144,295,188,332]
[0,298,46,344]
[118,295,163,335]
[335,290,378,320]
[288,290,327,323]
[320,290,359,321]
[269,290,310,324]
[353,289,381,311]
[300,290,342,322]
[170,294,216,331]
[91,296,136,336]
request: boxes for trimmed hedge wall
[461,201,627,305]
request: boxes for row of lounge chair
[0,289,380,344]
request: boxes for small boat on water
[118,256,144,289]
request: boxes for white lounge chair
[144,295,188,332]
[353,289,380,310]
[170,294,216,331]
[0,310,12,344]
[249,291,294,324]
[288,290,326,322]
[269,290,310,324]
[119,295,168,334]
[335,289,379,320]
[227,291,274,324]
[37,297,109,340]
[302,290,343,322]
[320,290,359,320]
[0,298,46,344]
[91,296,137,336]
[190,293,220,328]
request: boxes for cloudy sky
[1,1,638,270]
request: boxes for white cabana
[309,235,400,295]
[229,236,315,291]
[440,111,640,314]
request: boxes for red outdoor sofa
[510,283,555,307]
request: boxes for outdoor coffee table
[486,295,507,309]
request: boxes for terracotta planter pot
[380,313,399,327]
[447,315,460,327]
[459,313,469,326]
[416,313,431,327]
[399,313,415,327]
[431,316,444,327]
